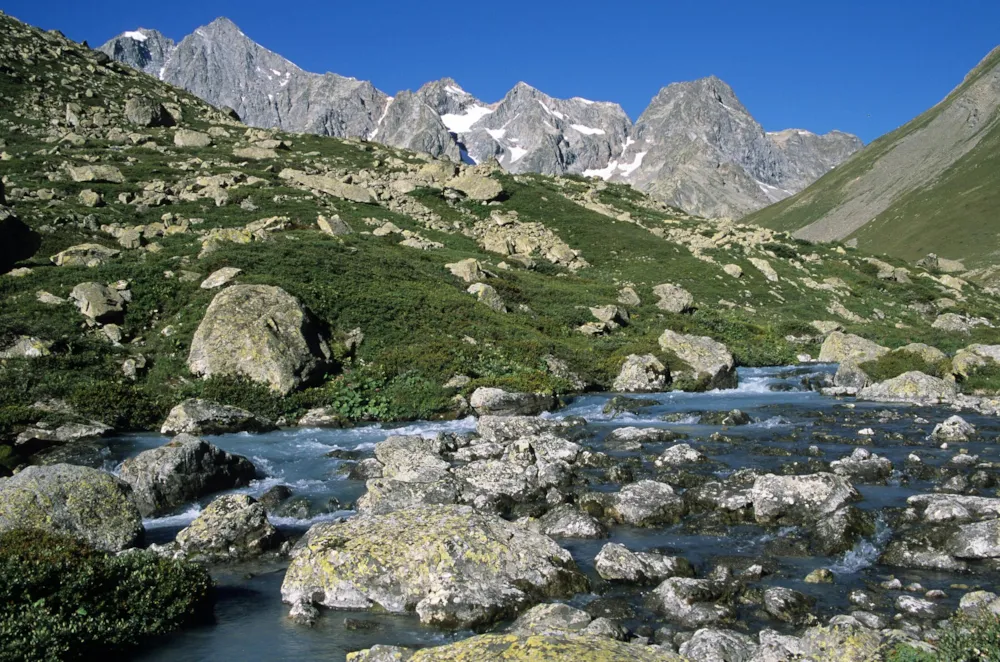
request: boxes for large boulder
[160,399,276,436]
[612,354,668,392]
[858,371,957,405]
[125,96,175,127]
[658,330,736,390]
[467,283,506,312]
[118,434,257,517]
[0,206,40,274]
[173,128,212,148]
[446,173,504,201]
[507,602,593,636]
[0,464,143,551]
[188,284,332,395]
[67,165,125,184]
[952,344,1000,378]
[69,282,126,324]
[605,480,686,527]
[281,504,589,628]
[679,628,759,661]
[166,493,283,562]
[653,577,734,628]
[817,332,888,364]
[751,473,860,524]
[278,169,373,203]
[373,435,449,483]
[652,283,694,313]
[469,388,555,416]
[347,634,682,662]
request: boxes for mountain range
[99,17,862,219]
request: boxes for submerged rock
[0,464,142,551]
[281,504,589,628]
[594,542,694,584]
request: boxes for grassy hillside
[747,46,1000,267]
[2,11,1000,458]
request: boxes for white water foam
[144,504,202,529]
[828,513,892,574]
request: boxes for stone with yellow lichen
[348,634,683,662]
[280,504,589,628]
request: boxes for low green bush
[887,613,1000,661]
[959,362,1000,395]
[860,350,951,383]
[0,529,213,661]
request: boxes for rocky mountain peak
[98,28,173,78]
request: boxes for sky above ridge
[5,0,998,144]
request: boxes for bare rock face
[188,284,331,395]
[280,504,589,628]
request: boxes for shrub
[959,362,1000,395]
[887,613,1000,661]
[0,529,213,661]
[860,350,950,383]
[761,242,799,260]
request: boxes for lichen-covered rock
[349,633,682,662]
[655,443,708,467]
[469,388,555,416]
[160,399,276,436]
[594,542,694,584]
[605,480,686,527]
[125,96,175,127]
[118,434,257,517]
[658,329,736,390]
[373,435,449,483]
[317,213,353,236]
[931,415,976,442]
[188,284,332,395]
[0,335,52,359]
[952,344,1000,378]
[467,282,506,312]
[612,354,668,392]
[948,519,1000,559]
[532,505,607,539]
[751,473,860,524]
[51,243,120,267]
[679,628,759,661]
[446,173,504,201]
[280,504,589,628]
[166,493,283,561]
[653,577,734,628]
[829,448,893,483]
[652,283,694,313]
[764,587,816,624]
[817,332,889,364]
[858,371,957,406]
[0,464,142,551]
[507,603,593,636]
[200,267,242,289]
[355,477,463,515]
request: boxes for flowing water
[123,366,1000,661]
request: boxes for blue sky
[4,0,998,143]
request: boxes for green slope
[2,10,1000,459]
[748,46,1000,267]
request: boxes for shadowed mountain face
[749,46,1000,267]
[101,18,861,219]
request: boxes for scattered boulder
[749,257,779,282]
[605,480,686,527]
[818,332,888,364]
[51,243,120,267]
[658,330,736,390]
[200,267,242,289]
[932,415,976,442]
[0,464,143,551]
[594,542,694,584]
[751,473,860,524]
[69,282,126,324]
[612,354,668,392]
[446,258,486,283]
[532,505,607,539]
[655,443,707,467]
[653,577,734,628]
[188,284,332,395]
[278,169,374,203]
[467,283,506,312]
[0,207,40,273]
[764,587,816,624]
[679,628,759,661]
[468,388,554,416]
[173,128,212,148]
[653,283,694,313]
[125,96,175,127]
[446,173,504,201]
[317,214,352,236]
[160,399,276,436]
[166,493,283,562]
[0,335,52,359]
[281,504,588,628]
[858,371,957,406]
[67,165,124,184]
[118,434,257,517]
